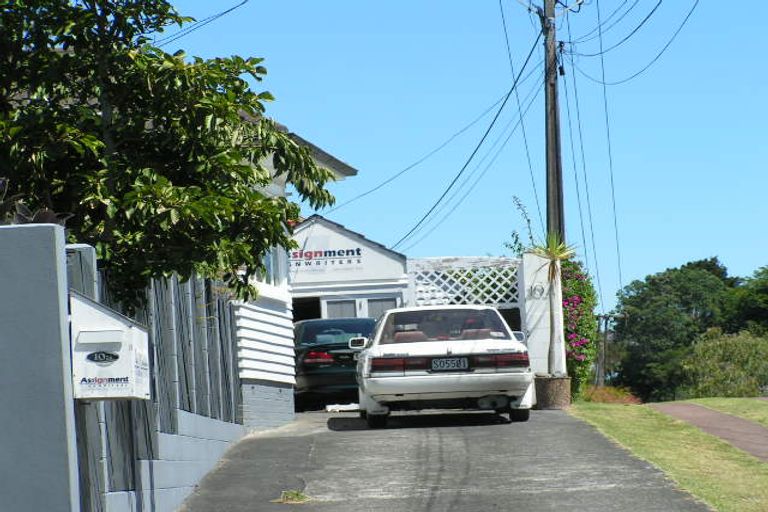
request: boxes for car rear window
[379,309,511,344]
[295,318,376,345]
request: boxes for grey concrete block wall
[104,410,245,512]
[241,379,295,429]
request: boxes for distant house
[237,134,358,428]
[289,215,409,321]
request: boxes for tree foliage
[0,0,335,308]
[726,266,768,335]
[614,262,730,401]
[684,329,768,398]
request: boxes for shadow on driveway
[327,411,511,431]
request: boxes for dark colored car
[294,317,377,411]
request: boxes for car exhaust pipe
[477,395,509,410]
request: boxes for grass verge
[686,398,768,429]
[570,402,768,512]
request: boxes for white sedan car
[350,305,534,428]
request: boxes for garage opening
[293,297,321,321]
[499,308,522,330]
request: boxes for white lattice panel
[408,257,520,308]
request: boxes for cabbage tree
[531,233,575,375]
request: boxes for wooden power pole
[540,0,565,242]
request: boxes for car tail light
[303,350,334,365]
[371,357,405,372]
[473,352,529,369]
[404,357,429,370]
[494,352,529,368]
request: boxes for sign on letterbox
[70,291,150,400]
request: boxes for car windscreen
[295,319,376,345]
[379,309,511,344]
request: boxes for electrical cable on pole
[499,0,545,238]
[401,78,544,252]
[568,0,700,86]
[571,0,662,58]
[595,0,624,288]
[565,14,606,312]
[560,48,590,271]
[154,1,250,47]
[326,60,543,215]
[539,0,565,242]
[391,30,543,250]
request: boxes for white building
[289,215,409,321]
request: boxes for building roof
[295,214,406,262]
[275,123,358,179]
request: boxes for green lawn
[686,397,768,429]
[570,402,768,512]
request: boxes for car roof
[383,305,499,314]
[294,317,375,326]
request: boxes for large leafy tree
[614,262,730,401]
[726,266,768,334]
[0,1,334,307]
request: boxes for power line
[569,0,700,86]
[595,0,624,289]
[326,60,542,215]
[400,73,545,252]
[499,0,545,236]
[154,1,249,48]
[560,52,590,271]
[568,0,637,44]
[390,30,543,250]
[571,0,662,58]
[565,14,605,311]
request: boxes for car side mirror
[349,337,367,350]
[512,331,527,345]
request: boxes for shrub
[582,385,642,404]
[561,260,599,399]
[684,330,768,398]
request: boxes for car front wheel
[509,408,530,422]
[366,414,388,429]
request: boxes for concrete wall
[104,411,244,512]
[241,380,295,429]
[0,224,80,511]
[520,252,566,375]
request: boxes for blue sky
[170,1,766,311]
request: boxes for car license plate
[431,357,469,371]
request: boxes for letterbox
[70,291,150,400]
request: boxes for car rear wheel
[509,408,530,422]
[366,414,388,428]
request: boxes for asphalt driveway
[180,410,710,512]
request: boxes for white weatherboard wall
[236,283,297,429]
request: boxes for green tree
[615,264,729,401]
[684,329,768,397]
[0,1,334,308]
[726,266,768,334]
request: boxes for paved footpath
[180,410,709,512]
[652,402,768,462]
